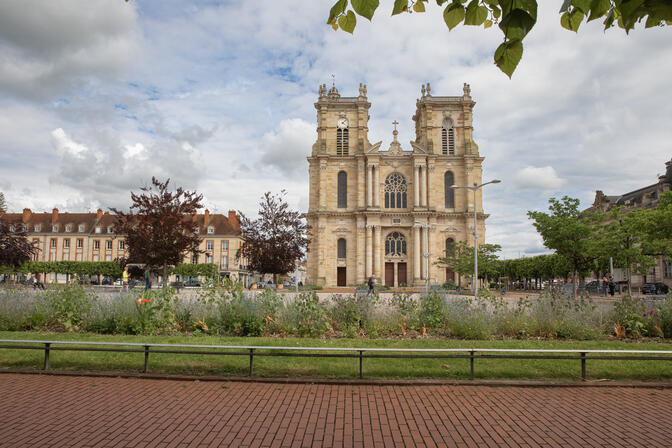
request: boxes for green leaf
[351,0,379,20]
[328,0,348,24]
[413,1,427,12]
[499,8,536,40]
[494,39,523,78]
[484,19,493,28]
[339,10,357,32]
[561,9,584,31]
[465,1,489,25]
[492,6,501,18]
[393,0,408,15]
[587,0,610,22]
[571,0,591,14]
[443,3,466,29]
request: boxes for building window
[93,240,100,251]
[222,240,229,251]
[107,226,114,233]
[194,226,199,234]
[664,259,672,279]
[52,225,58,232]
[65,224,72,232]
[95,226,101,233]
[106,240,112,250]
[384,173,408,209]
[442,118,455,155]
[206,240,214,251]
[221,255,228,269]
[336,128,349,156]
[32,239,39,261]
[93,254,99,262]
[78,224,85,232]
[385,232,407,256]
[192,254,198,264]
[119,240,125,250]
[34,224,41,232]
[50,238,57,248]
[9,225,15,232]
[77,238,83,249]
[445,238,455,255]
[206,254,213,264]
[207,226,214,234]
[337,171,347,208]
[105,255,112,261]
[445,171,455,208]
[337,238,346,259]
[63,239,70,249]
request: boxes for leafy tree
[437,240,502,285]
[237,191,309,284]
[111,177,204,289]
[0,219,38,270]
[528,196,600,298]
[327,0,671,77]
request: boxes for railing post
[581,352,586,381]
[144,345,150,373]
[43,343,50,370]
[249,349,254,377]
[470,350,475,380]
[359,350,363,379]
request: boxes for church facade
[305,83,489,288]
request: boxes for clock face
[337,117,349,129]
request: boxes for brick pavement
[1,374,671,447]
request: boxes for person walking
[367,276,374,295]
[144,266,151,291]
[122,266,129,292]
[608,275,615,297]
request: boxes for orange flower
[141,298,150,303]
[136,298,142,305]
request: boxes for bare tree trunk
[627,265,632,296]
[163,264,169,290]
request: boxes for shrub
[328,294,378,337]
[418,292,445,332]
[443,297,492,339]
[218,288,281,336]
[612,295,647,338]
[658,295,672,338]
[0,288,37,331]
[278,292,330,337]
[41,284,93,332]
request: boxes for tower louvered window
[442,119,455,155]
[445,171,455,208]
[336,128,349,156]
[337,171,347,208]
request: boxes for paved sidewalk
[1,374,671,447]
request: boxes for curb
[3,369,672,389]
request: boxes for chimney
[22,208,32,223]
[96,208,103,220]
[204,209,210,228]
[52,208,59,225]
[192,212,198,223]
[228,210,240,231]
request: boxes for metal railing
[1,339,672,381]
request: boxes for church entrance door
[397,263,407,286]
[446,268,455,282]
[385,263,394,287]
[337,267,346,286]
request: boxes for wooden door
[385,262,394,287]
[337,267,346,286]
[397,263,407,286]
[446,268,455,282]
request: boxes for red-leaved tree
[237,191,309,284]
[111,177,203,288]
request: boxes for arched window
[444,171,455,208]
[337,171,347,208]
[445,238,455,256]
[385,232,407,256]
[442,118,455,155]
[384,173,407,209]
[337,238,346,258]
[336,128,349,156]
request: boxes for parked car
[184,279,201,287]
[642,282,669,295]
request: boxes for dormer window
[95,226,101,233]
[34,224,41,232]
[9,225,15,232]
[65,224,72,232]
[78,224,85,232]
[107,226,113,233]
[207,226,214,234]
[194,226,199,234]
[52,225,59,232]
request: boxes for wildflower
[142,298,150,303]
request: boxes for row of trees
[0,180,308,288]
[439,193,672,297]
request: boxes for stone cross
[392,120,399,131]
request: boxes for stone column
[420,165,427,207]
[365,225,372,278]
[366,164,372,207]
[422,225,428,280]
[393,262,398,288]
[373,165,380,207]
[414,225,421,281]
[373,225,381,280]
[414,165,420,207]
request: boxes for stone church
[305,82,489,287]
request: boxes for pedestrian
[608,275,615,297]
[367,276,374,295]
[34,273,45,290]
[602,274,608,296]
[122,266,129,292]
[144,266,151,291]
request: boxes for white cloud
[259,118,314,177]
[513,166,565,190]
[51,128,88,159]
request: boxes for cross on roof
[392,120,399,131]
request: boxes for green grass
[2,331,672,382]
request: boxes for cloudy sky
[0,1,670,259]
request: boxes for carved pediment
[366,141,383,154]
[410,142,427,154]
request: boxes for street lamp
[414,221,436,294]
[450,180,501,298]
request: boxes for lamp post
[414,221,436,294]
[450,180,501,298]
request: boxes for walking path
[1,373,671,447]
